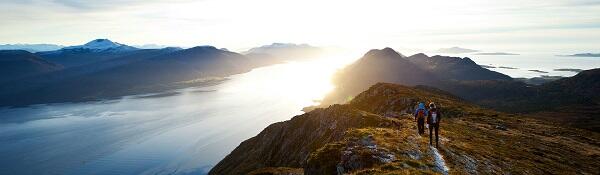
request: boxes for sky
[1,0,599,53]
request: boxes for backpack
[417,109,425,119]
[430,111,437,124]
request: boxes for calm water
[434,52,600,78]
[0,58,346,175]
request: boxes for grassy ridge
[211,83,600,174]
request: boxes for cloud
[0,0,199,11]
[51,0,155,10]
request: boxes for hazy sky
[1,0,599,53]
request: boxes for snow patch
[430,146,450,175]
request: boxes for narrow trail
[404,114,450,174]
[430,146,450,175]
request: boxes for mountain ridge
[211,83,600,174]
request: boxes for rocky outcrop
[209,104,399,174]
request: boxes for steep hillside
[0,50,62,83]
[539,68,600,104]
[211,83,600,174]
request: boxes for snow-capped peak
[81,39,122,49]
[62,39,137,52]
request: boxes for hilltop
[211,83,600,174]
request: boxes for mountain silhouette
[321,48,510,106]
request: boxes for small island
[498,66,518,69]
[559,53,600,57]
[478,64,496,69]
[474,52,519,55]
[554,68,584,73]
[528,69,549,73]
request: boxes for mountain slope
[0,48,179,96]
[321,48,437,105]
[211,83,600,174]
[321,48,509,106]
[407,53,511,81]
[0,50,62,83]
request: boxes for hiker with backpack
[414,102,428,135]
[427,102,442,148]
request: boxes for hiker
[427,102,441,147]
[414,102,428,135]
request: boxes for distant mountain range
[0,41,176,52]
[243,43,323,60]
[36,39,141,67]
[0,44,64,52]
[0,39,284,107]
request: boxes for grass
[215,83,600,174]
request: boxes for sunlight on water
[0,54,359,175]
[223,55,357,107]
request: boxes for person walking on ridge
[414,102,428,135]
[427,102,442,148]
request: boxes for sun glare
[221,52,359,107]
